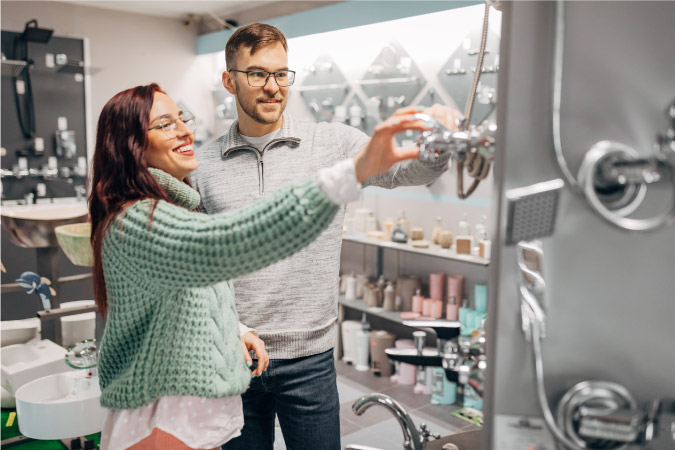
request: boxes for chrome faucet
[350,393,439,450]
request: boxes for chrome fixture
[515,238,675,449]
[413,0,500,200]
[350,393,439,450]
[551,0,675,232]
[65,339,98,377]
[504,179,564,246]
[383,319,488,399]
[414,113,497,174]
[55,53,84,75]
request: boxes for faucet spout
[352,394,422,450]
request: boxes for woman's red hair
[89,83,185,317]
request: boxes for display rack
[342,234,489,266]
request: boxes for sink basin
[15,371,105,439]
[1,202,88,248]
[55,222,93,266]
[1,318,41,347]
[1,339,71,394]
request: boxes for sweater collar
[221,112,301,157]
[148,167,201,210]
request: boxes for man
[191,23,455,450]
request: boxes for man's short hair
[225,23,288,70]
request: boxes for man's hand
[241,331,269,377]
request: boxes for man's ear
[222,71,236,95]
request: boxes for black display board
[1,31,88,201]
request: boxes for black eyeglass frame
[229,69,296,87]
[147,112,196,137]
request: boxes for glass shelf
[342,234,489,266]
[339,296,461,332]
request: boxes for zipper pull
[258,155,264,195]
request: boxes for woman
[90,83,434,450]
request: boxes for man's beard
[234,81,287,125]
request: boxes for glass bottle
[432,216,443,245]
[458,213,471,236]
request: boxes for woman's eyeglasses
[148,112,196,138]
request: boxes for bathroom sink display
[55,222,93,266]
[0,318,41,347]
[1,339,71,394]
[1,202,88,248]
[14,371,105,439]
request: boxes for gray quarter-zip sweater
[190,113,450,358]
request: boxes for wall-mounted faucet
[413,114,497,200]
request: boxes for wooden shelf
[342,234,489,266]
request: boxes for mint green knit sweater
[98,168,338,409]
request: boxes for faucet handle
[419,423,441,447]
[403,319,461,341]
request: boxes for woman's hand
[352,106,432,182]
[241,331,269,377]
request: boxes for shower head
[505,179,564,245]
[1,58,27,78]
[20,19,53,44]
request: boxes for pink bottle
[411,289,424,313]
[429,273,445,302]
[394,339,417,385]
[430,300,443,319]
[422,298,433,317]
[447,276,464,305]
[446,295,459,320]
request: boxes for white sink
[0,318,41,347]
[1,202,88,248]
[1,339,71,394]
[15,371,105,439]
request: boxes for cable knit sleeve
[103,177,339,289]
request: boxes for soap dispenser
[391,219,408,243]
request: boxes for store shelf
[339,296,411,325]
[342,234,489,266]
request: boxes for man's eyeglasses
[148,112,196,138]
[229,69,296,87]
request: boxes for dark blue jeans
[223,349,340,450]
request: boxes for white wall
[1,1,216,159]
